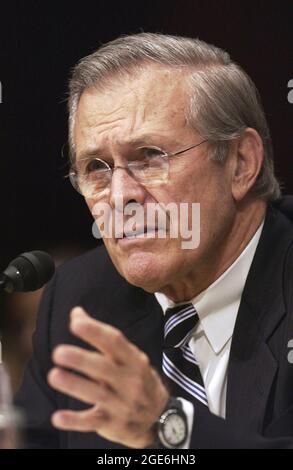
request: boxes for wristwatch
[157,397,188,448]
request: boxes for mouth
[116,227,167,243]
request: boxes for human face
[73,66,236,294]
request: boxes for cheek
[167,163,213,204]
[171,167,234,249]
[199,190,235,252]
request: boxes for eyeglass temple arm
[169,140,208,157]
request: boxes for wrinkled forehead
[74,65,189,151]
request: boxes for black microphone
[0,251,55,293]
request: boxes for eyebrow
[76,134,176,161]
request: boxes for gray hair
[68,32,281,201]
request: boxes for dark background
[1,0,292,268]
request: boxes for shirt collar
[155,220,264,354]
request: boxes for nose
[109,166,147,211]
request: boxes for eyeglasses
[68,139,207,198]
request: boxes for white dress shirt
[155,220,264,445]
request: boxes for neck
[160,198,267,302]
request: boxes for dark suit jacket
[14,197,293,448]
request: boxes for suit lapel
[226,299,281,430]
[226,204,292,430]
[90,277,164,371]
[122,294,164,372]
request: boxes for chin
[115,251,169,292]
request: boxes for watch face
[163,412,187,446]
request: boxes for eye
[85,158,110,173]
[142,148,165,159]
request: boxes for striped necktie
[162,303,208,407]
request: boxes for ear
[231,128,264,201]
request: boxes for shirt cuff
[177,398,194,449]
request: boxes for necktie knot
[164,303,199,348]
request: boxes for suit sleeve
[13,274,60,449]
[189,404,293,449]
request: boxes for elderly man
[15,33,293,449]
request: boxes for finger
[52,345,122,390]
[51,405,109,432]
[47,367,108,405]
[70,307,138,365]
